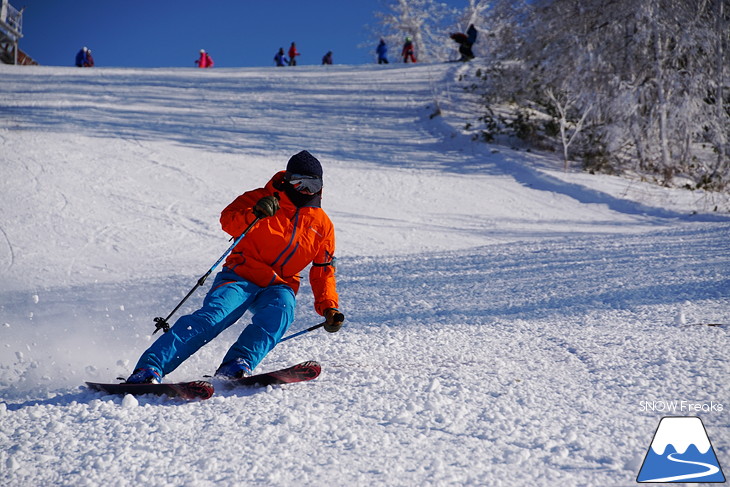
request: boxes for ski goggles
[286,172,323,195]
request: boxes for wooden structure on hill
[1,0,36,65]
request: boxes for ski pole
[280,312,344,342]
[152,216,261,334]
[280,323,325,342]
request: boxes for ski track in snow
[0,63,728,487]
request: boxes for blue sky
[16,0,465,68]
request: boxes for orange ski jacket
[220,171,338,316]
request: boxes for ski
[217,361,321,389]
[86,380,214,400]
[86,361,320,400]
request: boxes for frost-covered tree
[706,0,729,184]
[484,0,602,166]
[374,0,455,62]
[546,86,593,171]
[596,0,729,187]
[477,0,730,189]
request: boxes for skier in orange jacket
[126,151,343,384]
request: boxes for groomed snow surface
[1,62,728,486]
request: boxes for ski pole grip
[153,317,170,334]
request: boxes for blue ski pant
[134,270,296,378]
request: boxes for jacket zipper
[271,209,300,274]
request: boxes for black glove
[324,308,345,333]
[253,195,279,218]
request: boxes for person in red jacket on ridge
[126,151,344,384]
[196,49,214,68]
[402,36,417,63]
[288,42,300,66]
[84,49,95,67]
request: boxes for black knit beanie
[286,150,323,178]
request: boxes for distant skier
[322,51,333,65]
[274,48,288,66]
[125,150,344,384]
[84,48,95,67]
[401,36,416,63]
[288,42,300,66]
[450,24,478,62]
[467,24,478,48]
[376,38,389,64]
[75,47,89,67]
[196,49,214,68]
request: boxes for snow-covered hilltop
[1,62,728,486]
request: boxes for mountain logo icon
[637,416,726,483]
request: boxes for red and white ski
[86,361,321,400]
[218,361,321,389]
[86,380,214,400]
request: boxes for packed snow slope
[1,62,728,486]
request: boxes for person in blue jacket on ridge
[75,47,89,67]
[274,48,288,67]
[376,39,388,64]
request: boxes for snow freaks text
[639,401,724,413]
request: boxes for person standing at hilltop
[401,36,416,63]
[288,42,300,66]
[196,49,214,68]
[376,39,389,64]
